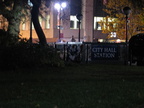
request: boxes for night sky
[70,0,107,16]
[70,0,82,15]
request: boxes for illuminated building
[0,0,110,43]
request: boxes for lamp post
[123,7,131,65]
[76,14,83,42]
[54,2,67,41]
[123,7,131,43]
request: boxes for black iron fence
[54,42,127,64]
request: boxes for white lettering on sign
[92,46,117,59]
[92,48,103,52]
[104,48,116,53]
[94,53,115,58]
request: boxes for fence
[54,42,127,64]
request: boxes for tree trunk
[31,0,47,45]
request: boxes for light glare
[54,3,60,10]
[54,2,67,11]
[61,2,67,8]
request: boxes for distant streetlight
[123,7,131,43]
[123,7,131,65]
[54,2,67,41]
[76,14,83,42]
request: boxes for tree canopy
[0,0,52,45]
[0,0,28,45]
[100,0,144,40]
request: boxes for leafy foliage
[0,0,52,45]
[0,43,64,70]
[0,0,29,38]
[100,0,144,40]
[0,29,28,47]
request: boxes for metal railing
[54,42,127,64]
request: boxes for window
[32,23,34,29]
[45,15,50,29]
[76,21,79,28]
[110,32,117,37]
[22,23,26,30]
[70,15,78,29]
[96,22,101,30]
[94,17,117,31]
[70,21,74,28]
[21,18,26,30]
[39,16,42,26]
[30,21,34,30]
[94,17,103,30]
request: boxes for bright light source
[61,2,67,8]
[98,39,103,42]
[54,3,61,10]
[110,32,116,37]
[54,2,67,11]
[28,0,33,6]
[116,39,121,43]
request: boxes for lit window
[94,17,103,30]
[39,16,42,26]
[110,32,117,37]
[107,18,118,30]
[70,15,78,29]
[45,15,50,29]
[21,19,26,30]
[96,22,101,30]
[94,17,117,31]
[22,23,26,30]
[32,23,34,29]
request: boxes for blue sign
[91,45,119,60]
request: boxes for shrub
[0,43,64,70]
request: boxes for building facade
[0,0,109,43]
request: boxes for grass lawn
[1,64,144,108]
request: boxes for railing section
[55,42,127,64]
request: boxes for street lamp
[123,7,131,65]
[76,14,83,42]
[123,7,131,43]
[54,2,67,41]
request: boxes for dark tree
[30,0,47,45]
[0,0,26,44]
